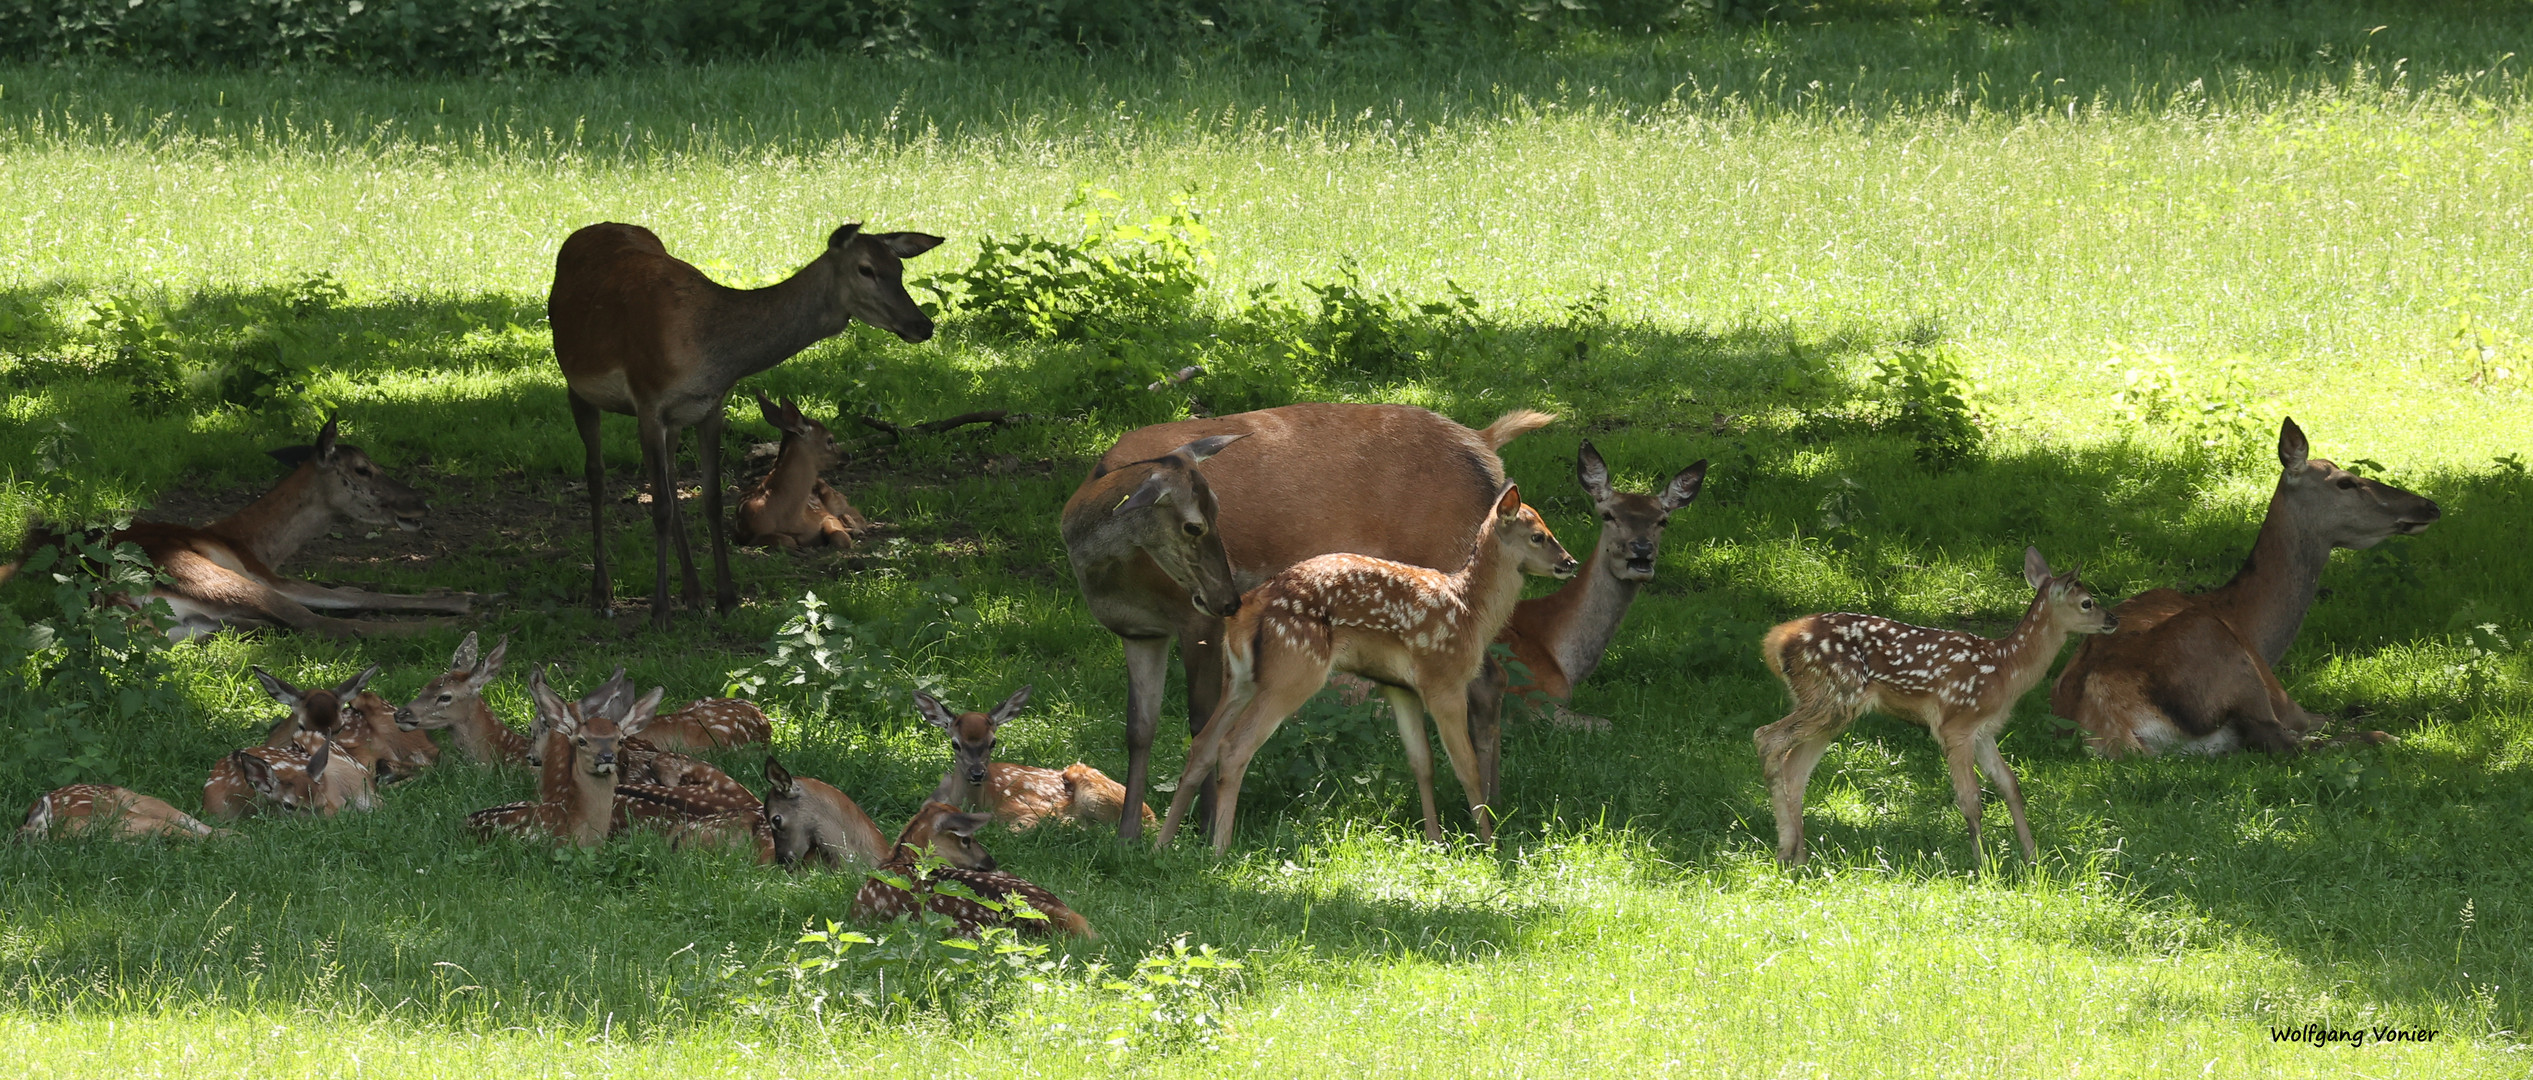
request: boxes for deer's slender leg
[1971,733,2036,861]
[1941,734,1988,869]
[697,404,737,615]
[636,413,679,630]
[658,423,703,608]
[1419,684,1495,844]
[569,390,613,615]
[1118,635,1172,841]
[1755,707,1845,865]
[1465,657,1508,809]
[1381,687,1447,844]
[1204,671,1323,854]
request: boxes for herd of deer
[6,220,2449,939]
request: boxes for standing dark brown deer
[2051,418,2440,756]
[550,221,943,628]
[1063,403,1555,838]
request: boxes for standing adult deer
[736,391,872,550]
[1064,403,1556,838]
[916,686,1154,830]
[853,802,1097,939]
[550,221,943,628]
[2052,418,2441,756]
[1756,548,2117,867]
[0,416,470,639]
[1154,484,1577,853]
[1464,442,1705,799]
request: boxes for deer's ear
[620,687,668,736]
[1576,442,1613,501]
[2277,416,2310,474]
[763,756,795,790]
[1172,433,1245,466]
[449,631,480,673]
[876,231,945,259]
[828,222,863,249]
[754,390,782,425]
[313,414,342,462]
[251,666,304,707]
[2023,546,2054,589]
[988,685,1032,728]
[913,690,960,732]
[306,740,331,783]
[1495,483,1523,518]
[337,663,380,700]
[943,811,991,838]
[1662,460,1708,511]
[232,752,275,794]
[1116,473,1172,515]
[473,636,509,686]
[528,666,573,735]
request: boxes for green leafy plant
[1868,344,1985,471]
[2104,350,2260,453]
[724,579,979,724]
[1086,933,1244,1052]
[0,526,183,790]
[746,859,1065,1027]
[85,295,188,415]
[929,187,1210,344]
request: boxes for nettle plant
[926,186,1212,344]
[1,526,183,789]
[724,580,979,725]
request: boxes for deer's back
[549,222,712,399]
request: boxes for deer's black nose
[1630,540,1655,557]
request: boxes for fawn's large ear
[306,740,331,784]
[251,666,304,708]
[23,795,52,835]
[620,687,668,737]
[2023,546,2055,589]
[829,222,863,249]
[987,685,1031,729]
[1495,483,1523,518]
[941,810,992,838]
[754,389,784,427]
[876,231,945,259]
[1576,441,1613,502]
[762,756,796,792]
[1171,433,1244,466]
[232,751,276,795]
[528,666,574,735]
[913,690,960,732]
[335,663,379,701]
[1660,460,1709,512]
[2277,416,2310,475]
[1116,472,1173,515]
[449,631,480,673]
[313,414,341,462]
[471,636,509,688]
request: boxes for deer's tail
[1477,409,1557,451]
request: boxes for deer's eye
[858,264,876,278]
[2337,478,2357,490]
[437,693,453,704]
[1181,521,1205,538]
[767,814,783,828]
[2080,599,2095,610]
[1601,512,1615,522]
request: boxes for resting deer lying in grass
[1756,547,2116,867]
[918,686,1154,830]
[396,632,531,764]
[19,785,226,841]
[211,740,374,818]
[1067,403,1556,838]
[0,415,472,639]
[1462,442,1705,798]
[551,221,942,627]
[329,690,438,784]
[1155,484,1577,853]
[757,757,890,868]
[737,391,872,550]
[2051,418,2440,756]
[853,802,1096,939]
[469,668,760,845]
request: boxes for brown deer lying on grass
[205,666,382,818]
[918,686,1154,830]
[737,391,872,550]
[550,221,942,628]
[1155,484,1577,853]
[755,757,889,868]
[2052,418,2441,756]
[19,785,226,841]
[854,802,1096,939]
[1756,547,2117,867]
[468,668,759,845]
[0,416,473,639]
[1066,403,1556,838]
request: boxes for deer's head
[521,666,636,768]
[2024,547,2118,636]
[762,757,871,869]
[916,685,1030,790]
[826,223,944,344]
[232,741,371,815]
[252,662,379,740]
[754,392,843,470]
[1113,434,1247,618]
[890,801,999,872]
[397,631,508,732]
[1576,442,1706,584]
[267,414,431,532]
[2272,417,2441,551]
[1488,484,1578,579]
[526,666,660,777]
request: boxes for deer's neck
[762,433,827,503]
[206,465,336,569]
[1510,545,1642,695]
[1436,527,1528,682]
[1994,596,2076,699]
[2206,485,2331,667]
[692,258,851,385]
[456,699,527,765]
[561,746,616,847]
[928,768,985,814]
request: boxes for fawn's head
[2272,417,2441,551]
[231,741,366,814]
[1577,441,1706,584]
[252,663,379,740]
[825,223,945,343]
[526,666,662,777]
[266,414,431,532]
[397,631,507,732]
[520,666,636,768]
[762,757,873,869]
[1111,434,1247,618]
[915,685,1031,788]
[891,801,999,872]
[2022,546,2118,637]
[754,392,842,469]
[1487,483,1578,579]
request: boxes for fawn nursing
[1757,548,2115,866]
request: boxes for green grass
[4,3,2533,1074]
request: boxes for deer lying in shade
[917,686,1154,830]
[204,666,381,818]
[737,391,872,551]
[1756,547,2117,867]
[853,801,1095,939]
[19,785,228,841]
